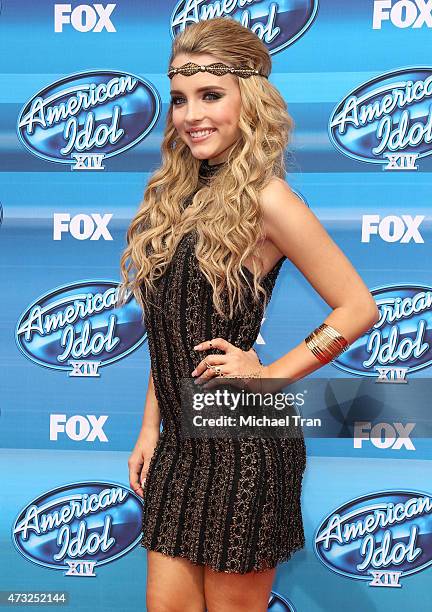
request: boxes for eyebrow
[170,85,227,95]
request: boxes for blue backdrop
[1,1,432,610]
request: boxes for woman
[120,17,379,612]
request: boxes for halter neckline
[198,158,227,180]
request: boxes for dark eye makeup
[170,92,223,106]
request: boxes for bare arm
[260,178,380,382]
[128,371,161,497]
[136,371,162,440]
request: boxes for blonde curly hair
[118,17,295,320]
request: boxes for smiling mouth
[188,129,217,141]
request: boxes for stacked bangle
[304,323,349,364]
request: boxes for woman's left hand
[192,337,268,384]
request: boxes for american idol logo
[333,284,432,382]
[17,70,160,170]
[170,1,318,55]
[13,482,143,575]
[15,280,146,377]
[315,490,432,588]
[329,68,432,171]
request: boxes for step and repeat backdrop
[1,1,432,611]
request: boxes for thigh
[204,566,276,612]
[146,550,206,612]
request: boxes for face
[169,53,242,165]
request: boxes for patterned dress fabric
[140,159,306,573]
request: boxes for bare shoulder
[258,176,314,255]
[260,176,307,217]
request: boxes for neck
[198,158,226,181]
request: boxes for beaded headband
[167,61,268,79]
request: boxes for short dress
[140,159,307,573]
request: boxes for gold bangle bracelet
[305,323,349,365]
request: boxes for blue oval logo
[268,591,296,611]
[170,1,319,55]
[332,283,432,377]
[15,280,146,375]
[17,70,160,168]
[329,68,432,168]
[12,482,143,571]
[315,490,432,585]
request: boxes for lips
[188,128,216,134]
[188,128,217,142]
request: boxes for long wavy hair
[118,17,295,320]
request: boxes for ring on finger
[204,359,217,372]
[214,365,224,377]
[204,361,224,377]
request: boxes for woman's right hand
[128,431,160,499]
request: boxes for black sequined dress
[140,159,306,573]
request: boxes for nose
[184,100,204,123]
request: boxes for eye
[204,92,222,101]
[170,92,223,106]
[170,96,184,106]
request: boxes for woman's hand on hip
[192,337,268,384]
